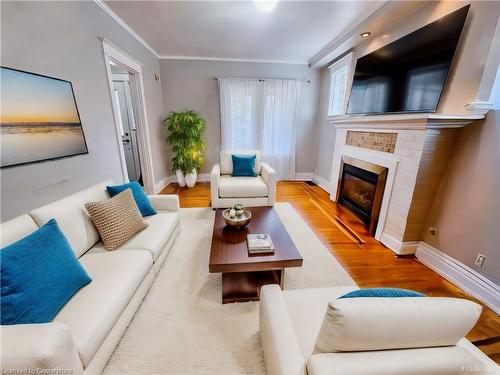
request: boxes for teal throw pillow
[231,154,257,177]
[339,288,425,299]
[1,219,92,325]
[106,181,156,217]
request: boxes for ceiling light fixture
[254,0,278,13]
[360,32,372,38]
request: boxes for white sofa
[259,285,499,375]
[0,181,180,375]
[210,150,277,208]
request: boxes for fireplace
[336,156,388,236]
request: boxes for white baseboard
[312,174,334,194]
[154,176,173,194]
[286,173,335,196]
[196,173,210,182]
[158,172,334,196]
[157,173,210,191]
[416,242,500,314]
[162,172,321,185]
[293,172,314,181]
[380,232,419,255]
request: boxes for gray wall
[313,67,334,180]
[314,1,500,181]
[1,1,169,221]
[159,59,321,174]
[423,111,500,286]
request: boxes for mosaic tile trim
[346,131,398,153]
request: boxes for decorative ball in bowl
[222,205,252,230]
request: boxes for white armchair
[259,285,498,375]
[211,150,277,208]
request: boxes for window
[328,54,353,116]
[218,78,301,180]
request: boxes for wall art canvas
[1,67,88,168]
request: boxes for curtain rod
[214,77,311,83]
[214,77,270,82]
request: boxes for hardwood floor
[160,180,500,362]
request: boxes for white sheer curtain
[219,79,261,150]
[218,78,300,180]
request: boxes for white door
[113,77,142,182]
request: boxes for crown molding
[158,55,308,65]
[308,1,389,67]
[94,0,160,58]
[308,1,431,68]
[94,0,309,65]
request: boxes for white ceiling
[104,0,386,64]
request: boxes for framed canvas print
[0,67,88,168]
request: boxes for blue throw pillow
[338,288,425,299]
[107,182,157,217]
[231,154,257,177]
[1,219,92,325]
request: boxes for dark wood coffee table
[209,207,303,304]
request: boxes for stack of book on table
[247,234,275,254]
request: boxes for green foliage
[164,110,206,174]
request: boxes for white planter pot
[185,169,197,188]
[176,170,186,187]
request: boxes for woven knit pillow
[85,189,147,250]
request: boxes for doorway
[102,39,155,194]
[111,65,142,183]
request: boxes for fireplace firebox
[336,156,388,236]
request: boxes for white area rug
[104,202,356,375]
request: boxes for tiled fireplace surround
[329,114,483,255]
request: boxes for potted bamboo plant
[164,110,206,188]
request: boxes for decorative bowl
[222,208,252,229]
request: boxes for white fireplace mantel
[329,113,485,130]
[328,113,485,256]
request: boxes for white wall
[313,1,500,181]
[159,59,321,174]
[1,1,169,221]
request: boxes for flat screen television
[346,5,469,115]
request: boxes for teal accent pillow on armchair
[107,181,157,217]
[1,219,92,325]
[231,154,257,177]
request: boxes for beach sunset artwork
[1,67,88,167]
